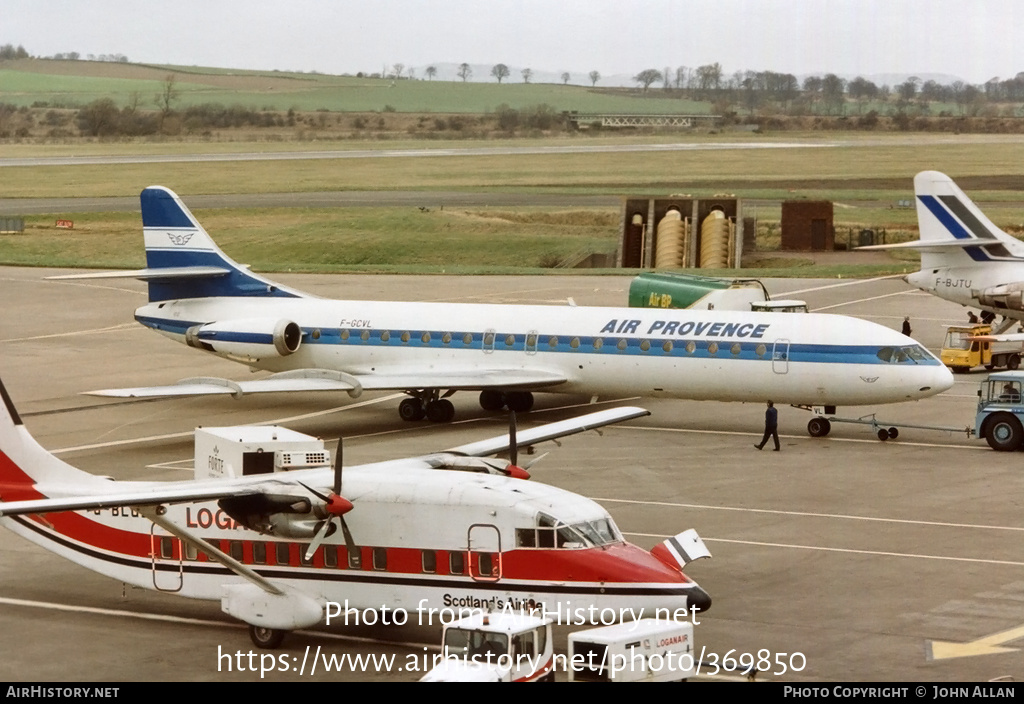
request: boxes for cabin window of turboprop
[252,542,267,565]
[348,547,362,569]
[450,551,466,575]
[159,536,174,559]
[323,546,338,568]
[422,550,437,573]
[275,542,291,565]
[373,547,387,570]
[876,345,930,364]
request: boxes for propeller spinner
[300,438,355,561]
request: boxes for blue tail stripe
[141,189,194,228]
[917,194,990,262]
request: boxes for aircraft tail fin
[0,378,106,503]
[913,171,1024,269]
[140,186,307,303]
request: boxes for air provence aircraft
[863,171,1024,331]
[0,378,712,650]
[60,187,953,427]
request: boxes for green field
[0,60,710,114]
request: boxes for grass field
[0,59,711,114]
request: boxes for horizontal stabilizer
[446,406,650,457]
[48,266,231,281]
[85,368,568,399]
[858,238,1002,251]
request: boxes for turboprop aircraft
[58,186,952,425]
[862,171,1024,331]
[0,378,712,649]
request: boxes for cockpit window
[516,513,623,549]
[877,345,931,364]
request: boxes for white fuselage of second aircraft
[135,296,952,407]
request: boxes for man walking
[755,400,780,451]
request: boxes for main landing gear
[398,390,456,423]
[479,390,534,413]
[249,625,286,649]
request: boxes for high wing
[85,367,568,398]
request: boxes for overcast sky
[5,0,1023,85]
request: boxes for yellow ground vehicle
[940,324,1021,373]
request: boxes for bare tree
[521,68,533,84]
[633,69,662,93]
[491,63,510,83]
[457,63,472,82]
[391,63,405,79]
[425,65,437,81]
[561,71,571,85]
[155,74,179,130]
[589,70,600,87]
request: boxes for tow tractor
[941,323,1022,373]
[974,371,1024,451]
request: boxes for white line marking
[626,424,984,450]
[604,498,1024,532]
[811,290,918,312]
[780,275,907,296]
[0,323,137,343]
[51,393,406,454]
[625,533,1024,567]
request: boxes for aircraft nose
[688,586,712,613]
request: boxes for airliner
[0,377,711,649]
[862,171,1024,331]
[59,187,953,426]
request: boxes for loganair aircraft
[864,171,1024,331]
[61,187,953,432]
[0,379,713,650]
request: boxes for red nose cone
[326,494,353,516]
[506,465,531,480]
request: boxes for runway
[0,267,1021,681]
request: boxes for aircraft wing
[0,481,264,517]
[85,368,568,398]
[47,267,231,281]
[446,406,650,457]
[858,238,1002,251]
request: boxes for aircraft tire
[479,390,506,411]
[249,625,286,649]
[888,427,899,439]
[426,399,455,423]
[807,417,831,437]
[399,398,426,422]
[505,391,534,413]
[985,413,1023,451]
[877,429,889,441]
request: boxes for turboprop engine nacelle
[976,283,1024,312]
[185,318,302,360]
[218,493,332,539]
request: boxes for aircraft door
[467,523,502,582]
[772,339,791,374]
[149,524,184,592]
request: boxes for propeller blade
[298,481,330,503]
[521,452,548,470]
[304,517,337,561]
[334,437,343,495]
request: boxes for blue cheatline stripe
[142,249,299,302]
[136,316,942,368]
[917,194,990,263]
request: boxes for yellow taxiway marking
[927,623,1024,660]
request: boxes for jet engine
[218,493,330,539]
[976,283,1024,312]
[185,318,302,360]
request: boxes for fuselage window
[340,329,350,341]
[570,337,580,349]
[422,332,432,344]
[300,546,314,566]
[483,332,495,346]
[400,331,411,343]
[731,343,741,355]
[685,341,696,354]
[360,330,370,342]
[549,336,559,348]
[442,332,452,344]
[312,329,321,340]
[450,551,466,575]
[708,342,719,355]
[348,547,362,569]
[505,334,516,347]
[755,343,767,357]
[593,338,604,350]
[323,546,338,568]
[463,333,473,346]
[422,550,437,573]
[252,542,267,565]
[662,341,673,353]
[373,547,387,571]
[380,331,391,342]
[275,542,291,565]
[639,340,651,352]
[479,553,495,576]
[617,339,628,351]
[159,536,175,559]
[229,541,244,561]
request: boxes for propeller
[300,437,355,561]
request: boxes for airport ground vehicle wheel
[1009,355,1021,370]
[398,398,425,422]
[807,417,831,437]
[426,399,455,423]
[888,427,899,439]
[479,390,505,411]
[249,625,286,649]
[985,413,1024,451]
[505,391,534,413]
